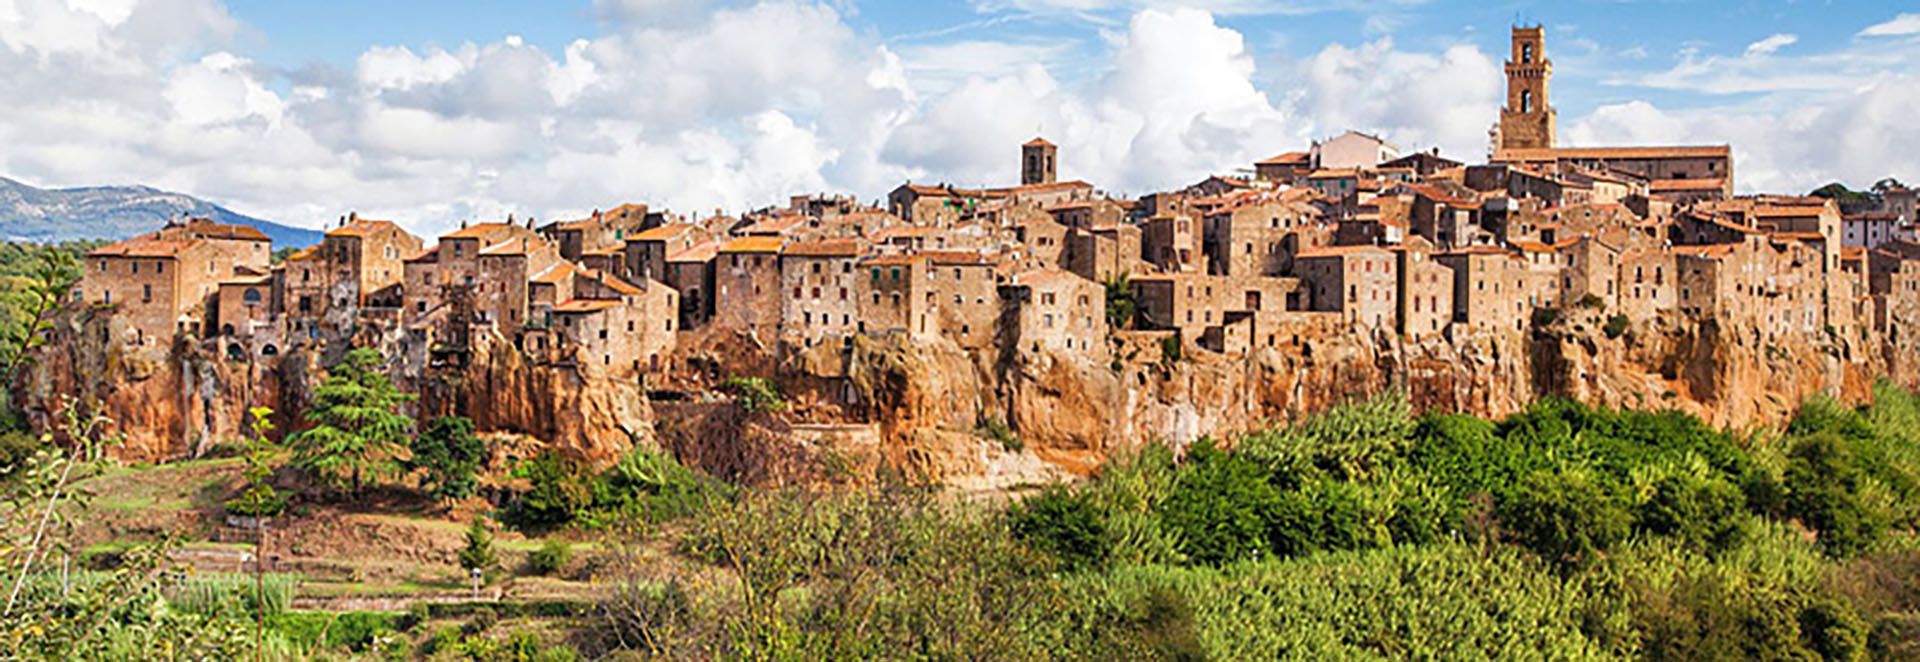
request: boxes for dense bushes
[503,447,732,531]
[556,385,1920,658]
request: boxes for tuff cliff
[14,301,1905,485]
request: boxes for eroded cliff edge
[15,302,1897,489]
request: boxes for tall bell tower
[1022,137,1056,186]
[1498,25,1556,151]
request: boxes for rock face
[16,300,1910,486]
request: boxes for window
[155,261,164,273]
[132,262,139,274]
[1521,90,1533,113]
[243,288,261,305]
[1522,43,1534,63]
[142,284,152,303]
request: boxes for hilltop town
[39,27,1920,481]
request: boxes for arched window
[1521,90,1533,113]
[243,288,262,305]
[1522,44,1534,63]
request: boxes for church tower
[1498,25,1556,151]
[1022,137,1057,185]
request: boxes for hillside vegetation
[5,377,1920,659]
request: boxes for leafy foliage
[719,376,786,413]
[528,540,572,577]
[505,447,730,531]
[409,415,485,500]
[288,348,416,496]
[459,516,497,575]
[1103,273,1136,330]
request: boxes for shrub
[1530,306,1560,327]
[0,428,43,472]
[1105,274,1137,330]
[1159,440,1281,565]
[719,376,786,413]
[1786,432,1884,557]
[269,611,401,652]
[505,451,597,529]
[528,540,573,576]
[1577,293,1606,309]
[1603,314,1630,339]
[410,415,485,500]
[459,517,497,575]
[1159,335,1182,366]
[978,415,1023,453]
[1499,467,1630,567]
[1638,474,1747,553]
[1009,487,1108,571]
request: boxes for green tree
[0,246,79,419]
[1008,487,1108,571]
[287,348,416,497]
[410,415,484,500]
[1499,467,1630,567]
[1785,432,1883,556]
[1104,274,1136,330]
[1159,440,1281,565]
[459,516,497,575]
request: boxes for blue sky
[1,0,1916,232]
[220,0,1910,118]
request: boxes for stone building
[926,250,1001,351]
[1004,269,1107,358]
[82,218,272,351]
[1310,130,1401,170]
[1844,212,1900,249]
[1395,237,1454,339]
[1142,214,1206,273]
[713,236,786,338]
[213,270,273,340]
[1022,137,1057,186]
[665,241,718,329]
[543,202,651,262]
[474,235,566,340]
[1065,223,1143,283]
[548,269,678,382]
[857,253,933,338]
[1436,245,1532,333]
[320,216,422,310]
[1497,25,1555,151]
[1294,244,1398,329]
[1205,199,1315,277]
[1253,151,1310,183]
[1555,233,1622,309]
[624,223,714,285]
[779,238,865,347]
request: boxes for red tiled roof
[328,218,401,238]
[667,241,719,263]
[1256,151,1310,166]
[443,222,518,239]
[717,236,784,253]
[1495,145,1731,162]
[782,238,864,258]
[1295,244,1393,259]
[630,224,694,242]
[178,219,270,242]
[577,267,643,295]
[552,299,618,314]
[90,239,193,258]
[1649,178,1727,192]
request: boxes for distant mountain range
[0,176,322,248]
